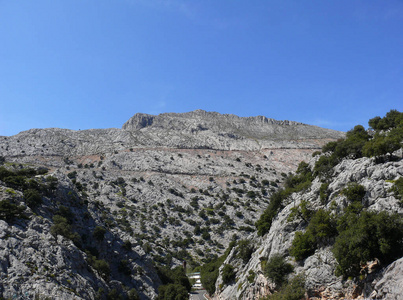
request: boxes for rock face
[0,110,345,299]
[214,155,403,300]
[122,110,344,150]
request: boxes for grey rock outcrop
[373,257,403,299]
[122,110,345,151]
[0,110,344,160]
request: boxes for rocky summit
[0,110,348,299]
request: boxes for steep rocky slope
[0,110,344,299]
[214,152,403,299]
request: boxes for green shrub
[289,231,315,261]
[314,155,338,179]
[319,183,330,204]
[312,150,321,157]
[333,210,403,278]
[307,209,337,242]
[201,242,235,295]
[237,240,254,263]
[264,254,293,287]
[256,163,314,236]
[50,215,72,238]
[156,265,191,298]
[255,190,284,236]
[222,264,235,284]
[0,199,26,222]
[122,240,132,251]
[339,125,370,158]
[322,141,338,153]
[118,259,131,276]
[127,289,140,300]
[157,284,188,300]
[390,177,403,201]
[56,205,73,223]
[290,209,336,261]
[319,110,403,161]
[93,226,106,241]
[247,191,256,198]
[265,274,305,300]
[93,259,110,279]
[362,133,402,157]
[287,200,314,223]
[342,183,366,202]
[368,109,403,131]
[23,189,42,208]
[247,270,256,283]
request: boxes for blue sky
[0,0,402,136]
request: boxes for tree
[362,133,402,157]
[50,215,72,238]
[390,177,403,201]
[289,231,315,261]
[342,183,366,202]
[93,259,110,279]
[201,242,236,295]
[333,210,403,278]
[290,209,336,261]
[23,189,42,208]
[264,254,293,287]
[157,284,188,300]
[222,264,235,284]
[0,200,26,222]
[93,226,106,241]
[265,274,305,300]
[237,240,254,263]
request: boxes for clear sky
[1,0,402,136]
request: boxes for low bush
[221,264,235,284]
[0,200,26,222]
[264,254,293,287]
[390,177,403,201]
[318,110,403,164]
[265,274,305,300]
[156,265,191,299]
[319,182,330,204]
[342,183,366,202]
[256,162,314,236]
[201,242,235,295]
[237,240,254,263]
[92,259,110,279]
[23,189,42,208]
[157,284,188,300]
[93,226,106,241]
[290,209,336,261]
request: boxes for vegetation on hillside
[255,161,313,236]
[254,109,403,294]
[0,164,58,222]
[200,241,236,295]
[264,274,306,300]
[156,266,191,300]
[315,109,403,179]
[264,254,294,287]
[289,110,403,278]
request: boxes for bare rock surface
[373,257,403,299]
